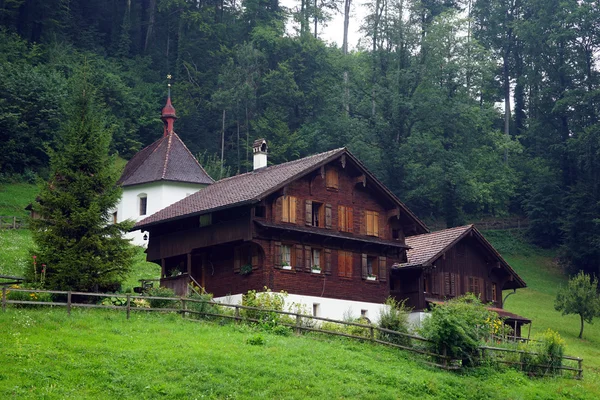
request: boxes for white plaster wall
[116,181,206,246]
[213,292,390,324]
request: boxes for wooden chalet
[392,225,530,335]
[134,140,529,325]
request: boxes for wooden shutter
[338,251,346,277]
[324,249,332,275]
[281,197,289,222]
[374,211,379,237]
[365,211,373,236]
[347,207,354,233]
[361,253,368,279]
[290,196,297,223]
[444,272,451,295]
[360,210,366,235]
[450,273,457,296]
[305,200,312,226]
[465,276,470,294]
[338,205,346,231]
[275,197,282,222]
[325,204,332,229]
[234,247,241,273]
[432,273,440,294]
[252,248,259,268]
[295,244,303,269]
[304,246,311,272]
[378,256,387,282]
[486,282,492,302]
[345,252,353,278]
[326,167,339,189]
[274,242,282,268]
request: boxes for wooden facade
[138,147,528,328]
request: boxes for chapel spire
[161,74,177,137]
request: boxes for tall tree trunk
[503,50,511,163]
[313,0,318,37]
[237,117,240,174]
[245,105,250,172]
[144,0,157,52]
[221,109,226,180]
[343,0,351,114]
[579,314,584,339]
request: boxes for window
[255,206,266,218]
[112,211,117,224]
[282,195,297,223]
[424,275,430,293]
[365,210,379,237]
[311,248,321,270]
[313,303,320,317]
[338,250,353,278]
[234,245,259,273]
[443,272,457,297]
[139,195,147,216]
[338,206,354,233]
[326,167,339,189]
[468,276,481,295]
[367,255,378,278]
[392,229,401,240]
[312,202,324,227]
[281,245,293,268]
[199,213,212,227]
[492,283,497,302]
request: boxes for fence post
[369,326,374,341]
[578,359,583,380]
[2,286,6,312]
[12,216,16,229]
[442,345,448,369]
[295,314,301,335]
[126,294,131,320]
[181,298,187,319]
[67,291,72,316]
[234,305,240,321]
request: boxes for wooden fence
[1,287,582,378]
[0,216,26,229]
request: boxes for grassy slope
[0,308,598,400]
[484,230,600,374]
[0,183,37,218]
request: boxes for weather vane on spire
[167,74,172,97]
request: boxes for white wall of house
[214,292,390,324]
[116,181,207,246]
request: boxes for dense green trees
[555,272,600,339]
[1,0,599,275]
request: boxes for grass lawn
[0,183,37,218]
[0,229,34,277]
[1,308,599,400]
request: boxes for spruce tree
[31,72,135,292]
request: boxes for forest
[0,0,598,276]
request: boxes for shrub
[378,297,411,346]
[5,285,52,308]
[246,334,266,346]
[100,295,127,307]
[186,291,219,318]
[419,294,497,365]
[145,287,177,309]
[521,329,566,376]
[241,287,286,327]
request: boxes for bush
[186,291,219,318]
[246,334,266,346]
[419,294,497,365]
[145,287,177,309]
[520,329,565,376]
[378,297,411,346]
[100,295,127,306]
[241,287,286,327]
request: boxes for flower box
[311,268,321,274]
[366,276,377,281]
[282,265,292,270]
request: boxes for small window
[313,303,320,317]
[492,283,497,302]
[199,213,212,227]
[361,309,368,318]
[312,202,324,227]
[424,275,430,293]
[281,244,293,268]
[139,196,147,216]
[311,248,321,271]
[282,195,297,223]
[326,167,339,189]
[367,255,378,278]
[338,205,353,233]
[468,276,481,295]
[255,206,266,218]
[112,211,117,224]
[365,210,379,237]
[392,229,400,240]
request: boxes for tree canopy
[554,271,600,339]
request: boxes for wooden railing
[1,287,582,378]
[0,216,26,229]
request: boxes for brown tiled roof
[401,225,473,268]
[396,225,526,288]
[118,133,214,187]
[135,148,346,228]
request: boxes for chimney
[253,139,268,170]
